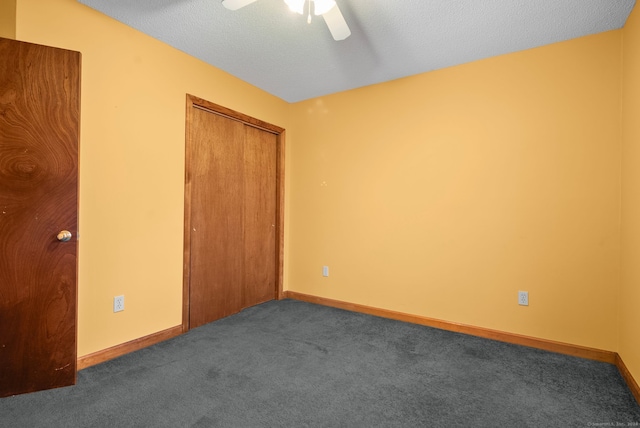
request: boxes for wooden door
[0,38,80,397]
[189,109,245,326]
[242,126,277,309]
[184,96,284,330]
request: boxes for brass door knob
[57,230,72,242]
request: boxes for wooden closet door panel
[184,95,284,331]
[242,126,277,308]
[189,108,244,329]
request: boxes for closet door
[242,125,277,309]
[185,99,282,330]
[189,108,245,327]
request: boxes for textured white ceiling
[77,0,636,103]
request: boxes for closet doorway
[183,95,285,330]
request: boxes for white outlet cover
[114,295,125,312]
[518,291,529,306]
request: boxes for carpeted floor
[2,299,639,427]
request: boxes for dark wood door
[0,38,80,397]
[185,99,282,330]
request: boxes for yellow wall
[289,31,622,351]
[15,0,291,357]
[622,5,640,387]
[0,0,16,39]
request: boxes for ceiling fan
[222,0,351,41]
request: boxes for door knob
[57,230,72,242]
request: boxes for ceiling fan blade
[222,0,258,11]
[322,4,351,41]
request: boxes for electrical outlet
[113,295,125,312]
[518,291,529,306]
[322,266,329,277]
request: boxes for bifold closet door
[188,107,277,329]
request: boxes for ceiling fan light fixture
[313,0,336,15]
[223,0,350,41]
[284,0,305,14]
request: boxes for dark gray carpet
[2,299,639,427]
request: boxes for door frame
[182,94,285,332]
